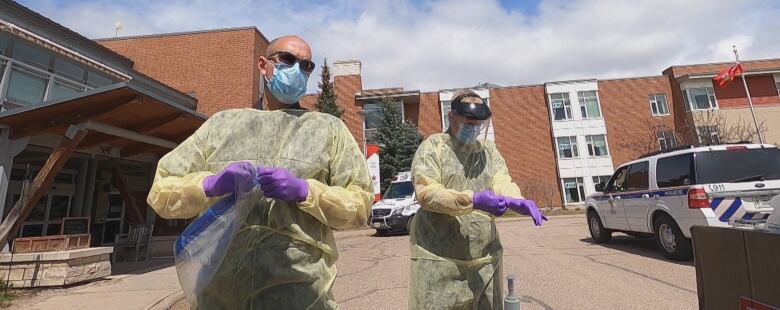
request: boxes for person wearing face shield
[147,35,372,309]
[408,90,547,309]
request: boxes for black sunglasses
[269,51,316,73]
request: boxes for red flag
[713,62,744,88]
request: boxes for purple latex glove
[202,161,257,197]
[257,167,309,202]
[473,191,507,216]
[507,198,548,226]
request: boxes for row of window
[0,33,115,108]
[549,91,671,121]
[556,134,609,159]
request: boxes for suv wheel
[653,215,693,261]
[587,210,612,243]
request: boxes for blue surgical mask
[266,62,309,105]
[456,124,482,144]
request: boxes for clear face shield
[450,113,490,145]
[448,95,492,146]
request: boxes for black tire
[653,215,693,261]
[587,210,612,243]
[375,229,388,236]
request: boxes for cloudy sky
[17,0,780,92]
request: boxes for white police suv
[586,144,780,260]
[370,172,420,235]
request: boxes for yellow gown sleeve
[147,117,219,219]
[488,143,524,199]
[411,137,474,216]
[297,118,372,230]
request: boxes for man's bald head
[266,35,312,61]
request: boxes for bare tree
[520,179,561,210]
[679,110,768,146]
[616,119,665,154]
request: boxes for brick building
[99,29,780,209]
[99,28,270,116]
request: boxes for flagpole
[734,45,764,144]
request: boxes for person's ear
[258,56,272,79]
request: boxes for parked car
[586,144,780,260]
[370,172,419,235]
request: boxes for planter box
[12,234,91,254]
[0,247,113,288]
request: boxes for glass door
[100,193,125,245]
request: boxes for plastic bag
[173,177,261,307]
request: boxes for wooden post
[111,163,145,225]
[0,128,87,248]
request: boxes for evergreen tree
[315,58,343,118]
[368,95,424,192]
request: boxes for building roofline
[96,26,268,43]
[491,83,544,91]
[598,74,667,82]
[663,57,780,74]
[2,1,134,67]
[544,78,598,86]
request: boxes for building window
[12,41,53,71]
[562,177,585,203]
[363,102,382,142]
[86,70,114,88]
[440,100,452,131]
[776,82,780,95]
[53,57,85,83]
[585,135,609,157]
[684,87,717,111]
[549,93,572,120]
[697,126,721,145]
[657,130,676,151]
[578,91,601,119]
[649,94,669,116]
[364,100,403,142]
[0,34,9,56]
[592,175,611,188]
[6,66,48,105]
[556,136,579,158]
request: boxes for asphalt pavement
[332,215,698,310]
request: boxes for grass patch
[0,280,15,307]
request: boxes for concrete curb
[147,290,185,310]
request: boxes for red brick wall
[417,92,442,137]
[100,28,265,116]
[714,75,780,109]
[490,85,563,206]
[299,94,317,110]
[598,76,677,167]
[334,75,364,149]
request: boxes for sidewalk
[9,258,182,310]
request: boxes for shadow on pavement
[112,257,175,275]
[579,235,694,266]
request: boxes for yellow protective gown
[409,133,524,310]
[147,108,372,309]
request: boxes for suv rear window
[695,147,780,183]
[656,153,695,188]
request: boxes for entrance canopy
[0,81,206,248]
[0,81,206,158]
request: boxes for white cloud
[19,0,780,92]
